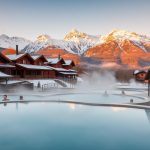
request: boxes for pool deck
[1,100,150,110]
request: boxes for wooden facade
[15,64,56,79]
[0,64,16,77]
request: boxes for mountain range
[1,29,150,68]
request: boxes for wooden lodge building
[0,49,77,80]
[133,70,147,82]
[15,64,56,79]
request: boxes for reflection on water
[112,107,127,112]
[145,109,150,123]
[0,103,150,150]
[16,103,18,111]
[68,103,76,110]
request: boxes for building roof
[0,52,12,63]
[16,64,53,70]
[64,60,75,65]
[6,53,34,62]
[133,70,146,75]
[59,72,77,75]
[63,59,75,66]
[6,54,25,61]
[47,58,61,64]
[31,55,48,62]
[52,67,70,72]
[52,67,77,73]
[31,55,40,60]
[46,57,65,65]
[0,71,12,78]
[0,64,15,68]
[68,69,77,72]
[64,60,72,65]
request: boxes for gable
[0,53,11,63]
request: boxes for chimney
[16,45,19,55]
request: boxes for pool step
[54,79,67,87]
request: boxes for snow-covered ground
[28,79,58,87]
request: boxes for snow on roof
[68,69,77,72]
[31,55,40,60]
[47,58,61,64]
[51,67,77,72]
[0,71,12,78]
[134,70,140,75]
[6,54,25,61]
[134,70,146,75]
[17,64,53,70]
[0,64,15,68]
[31,55,47,62]
[51,67,69,72]
[59,72,77,75]
[64,60,72,65]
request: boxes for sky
[0,0,150,41]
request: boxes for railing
[41,82,59,91]
[55,78,77,88]
[56,77,77,84]
[54,79,67,87]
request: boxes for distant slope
[84,29,150,68]
[0,34,31,50]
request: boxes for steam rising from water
[76,71,116,92]
[0,70,147,99]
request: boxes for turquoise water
[0,93,145,104]
[0,103,150,150]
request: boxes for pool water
[0,103,150,150]
[0,93,146,104]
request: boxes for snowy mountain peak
[36,34,51,42]
[101,29,150,43]
[23,30,100,55]
[70,28,79,33]
[0,34,31,50]
[64,29,87,41]
[0,34,9,39]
